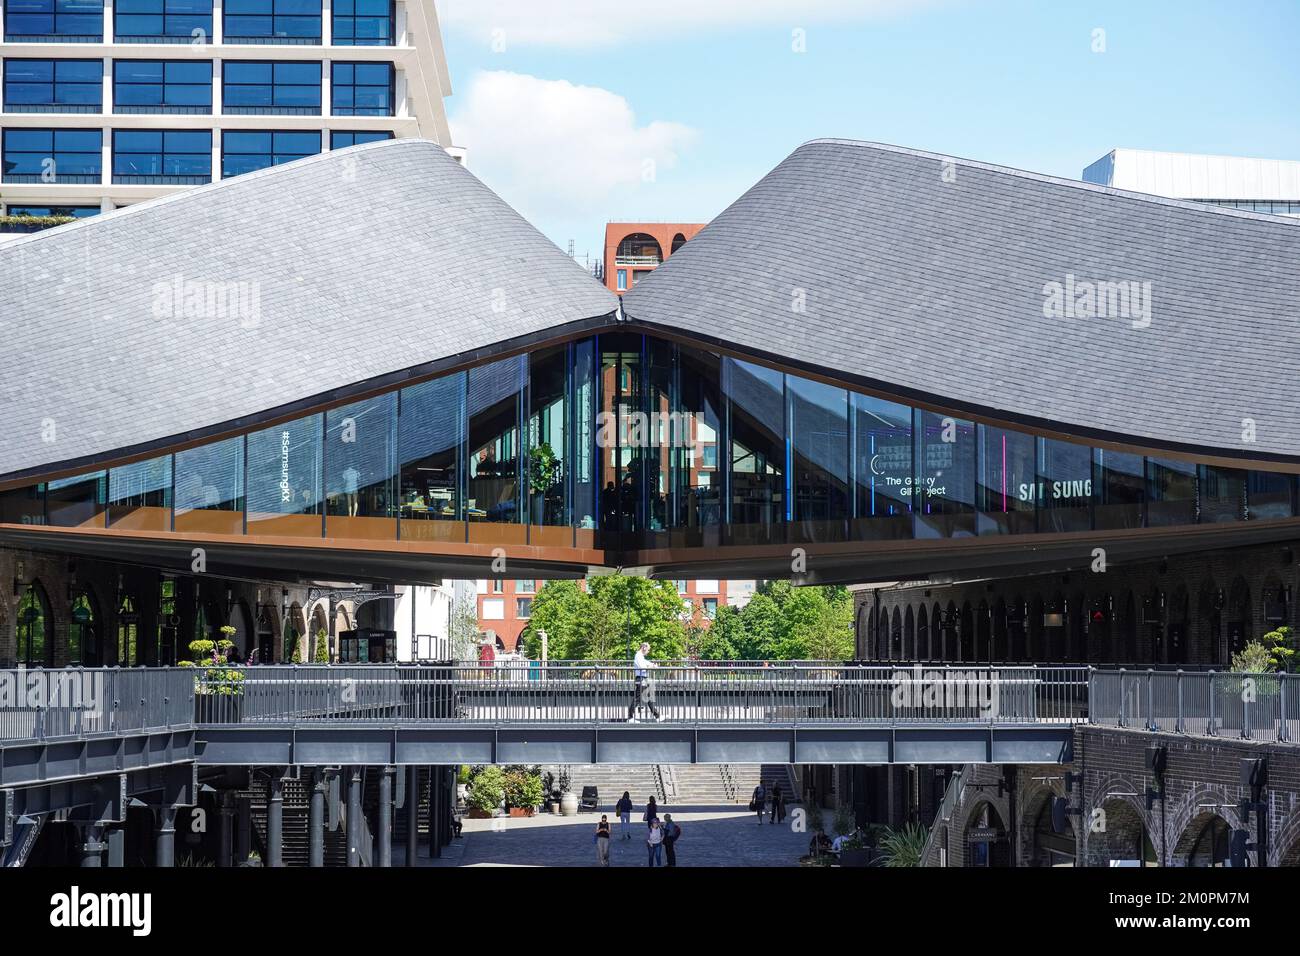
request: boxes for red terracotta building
[604,222,705,295]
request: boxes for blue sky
[435,0,1300,266]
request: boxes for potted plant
[180,625,244,723]
[557,767,579,816]
[239,850,263,868]
[880,823,929,867]
[466,766,505,818]
[541,770,556,813]
[504,768,544,817]
[528,443,562,524]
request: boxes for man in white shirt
[628,642,662,723]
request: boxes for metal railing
[0,667,195,742]
[1089,670,1299,743]
[189,662,1091,726]
[920,764,968,867]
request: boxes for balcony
[615,254,662,268]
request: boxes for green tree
[521,575,688,660]
[312,629,329,663]
[449,593,480,661]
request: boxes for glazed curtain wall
[1,332,1298,551]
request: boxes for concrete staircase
[545,765,663,810]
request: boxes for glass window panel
[669,344,723,548]
[1247,471,1295,520]
[468,357,525,533]
[851,393,913,540]
[788,375,849,543]
[723,357,785,546]
[0,484,46,525]
[1146,457,1198,527]
[527,344,570,533]
[246,415,323,536]
[1093,448,1144,530]
[397,372,466,540]
[330,130,391,149]
[175,435,244,533]
[1199,465,1245,523]
[977,425,1036,535]
[46,471,106,527]
[570,338,599,542]
[1036,437,1093,533]
[325,393,397,538]
[108,455,172,529]
[913,410,975,538]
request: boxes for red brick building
[604,222,705,295]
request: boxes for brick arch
[286,602,308,661]
[1271,809,1300,867]
[1083,781,1155,866]
[1167,788,1244,867]
[1021,782,1075,867]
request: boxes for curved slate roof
[625,139,1300,462]
[0,139,617,484]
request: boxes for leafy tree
[312,629,329,664]
[449,594,480,661]
[1260,626,1297,673]
[1232,641,1276,673]
[521,575,687,660]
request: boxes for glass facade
[2,128,102,183]
[331,61,392,116]
[112,129,212,183]
[332,0,392,46]
[221,129,319,176]
[115,0,212,41]
[330,129,391,150]
[4,0,104,41]
[3,59,102,112]
[5,332,1298,551]
[222,60,321,114]
[224,0,321,43]
[114,59,212,113]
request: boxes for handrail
[1089,669,1298,745]
[920,765,968,866]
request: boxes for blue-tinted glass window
[4,0,105,40]
[3,59,102,111]
[913,409,976,538]
[115,0,212,41]
[1036,437,1092,533]
[1247,471,1295,520]
[1093,448,1144,530]
[114,60,212,112]
[399,371,466,533]
[325,393,397,527]
[329,129,392,150]
[331,61,392,116]
[723,358,785,545]
[113,129,211,182]
[1146,457,1198,527]
[852,393,912,540]
[4,204,99,217]
[333,0,393,45]
[46,471,106,527]
[976,424,1035,535]
[2,128,102,182]
[468,357,525,528]
[174,435,243,533]
[224,0,321,42]
[223,60,321,113]
[221,128,319,176]
[108,455,172,529]
[788,375,849,543]
[1199,465,1245,523]
[247,415,323,535]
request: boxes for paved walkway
[439,803,809,868]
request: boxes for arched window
[904,606,915,659]
[615,233,663,266]
[158,577,178,666]
[257,603,276,664]
[117,593,140,666]
[916,605,929,661]
[671,232,687,254]
[69,590,99,666]
[17,582,52,667]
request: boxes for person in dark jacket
[643,796,659,829]
[615,791,634,840]
[769,781,784,824]
[751,783,766,825]
[662,814,682,867]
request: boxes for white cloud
[450,71,696,222]
[436,0,941,48]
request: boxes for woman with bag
[594,814,612,866]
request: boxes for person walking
[646,818,664,867]
[750,782,766,825]
[643,796,659,829]
[769,781,783,825]
[595,814,612,866]
[616,791,634,840]
[627,642,662,723]
[662,814,682,867]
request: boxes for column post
[346,766,362,867]
[267,773,284,867]
[309,768,326,867]
[377,766,392,867]
[405,766,420,865]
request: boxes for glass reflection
[468,356,524,544]
[1146,457,1198,527]
[789,376,849,543]
[724,357,785,545]
[175,435,244,534]
[1199,465,1245,523]
[399,372,466,542]
[977,425,1036,535]
[852,394,912,539]
[1037,437,1092,533]
[1093,448,1144,530]
[108,455,172,530]
[46,471,106,527]
[247,415,323,536]
[325,393,396,539]
[914,410,975,537]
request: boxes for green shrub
[313,629,329,663]
[1232,641,1275,673]
[467,766,506,813]
[880,823,929,867]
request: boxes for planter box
[467,808,495,819]
[838,847,881,868]
[194,694,243,724]
[508,807,535,818]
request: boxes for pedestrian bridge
[3,664,1296,789]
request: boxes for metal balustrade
[0,667,194,741]
[1089,669,1300,743]
[7,665,1300,747]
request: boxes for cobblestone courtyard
[436,802,811,867]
